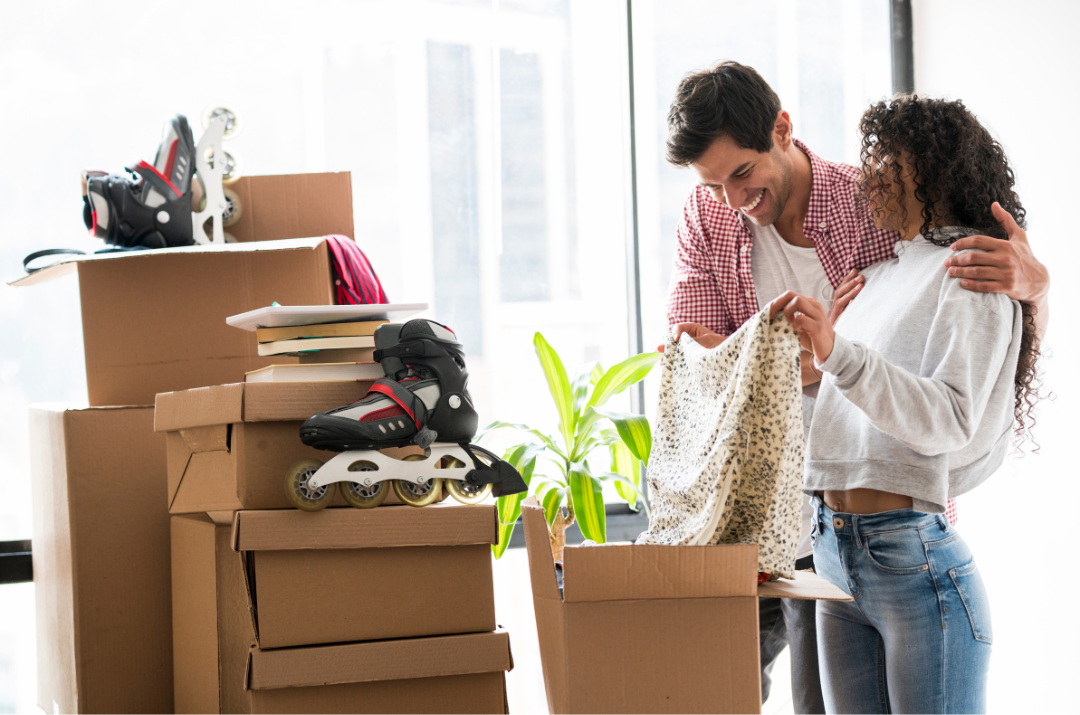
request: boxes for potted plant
[481,332,660,560]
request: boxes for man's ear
[774,110,793,148]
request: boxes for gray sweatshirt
[805,230,1023,513]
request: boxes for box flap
[521,500,562,602]
[224,172,354,244]
[156,384,245,432]
[10,236,327,287]
[757,569,853,601]
[169,451,243,514]
[155,381,374,432]
[180,424,230,453]
[247,630,512,691]
[232,504,497,552]
[562,542,759,602]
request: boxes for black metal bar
[0,540,33,585]
[890,0,915,94]
[506,502,648,550]
[625,0,647,415]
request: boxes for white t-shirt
[748,220,833,560]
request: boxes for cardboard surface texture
[232,505,498,649]
[156,382,379,514]
[521,499,851,715]
[245,631,513,714]
[171,514,254,715]
[30,405,173,714]
[222,172,353,243]
[14,227,350,407]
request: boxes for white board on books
[226,303,428,331]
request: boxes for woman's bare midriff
[823,488,913,515]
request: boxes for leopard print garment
[636,309,804,579]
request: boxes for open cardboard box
[172,512,509,714]
[11,229,353,407]
[243,630,513,714]
[230,504,499,649]
[31,404,173,714]
[521,498,851,714]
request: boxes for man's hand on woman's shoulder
[944,202,1050,304]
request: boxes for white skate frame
[307,443,478,490]
[190,115,228,244]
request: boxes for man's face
[690,133,792,226]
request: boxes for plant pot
[549,508,574,563]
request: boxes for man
[660,61,1049,713]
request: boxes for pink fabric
[664,140,958,525]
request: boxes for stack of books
[247,318,388,383]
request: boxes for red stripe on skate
[162,139,179,181]
[137,160,182,197]
[368,383,421,429]
[359,405,408,423]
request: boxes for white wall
[913,1,1080,711]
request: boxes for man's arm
[665,190,731,334]
[944,202,1050,338]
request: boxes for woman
[771,95,1042,713]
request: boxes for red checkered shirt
[665,139,958,525]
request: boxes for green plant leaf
[477,420,567,460]
[534,333,576,453]
[591,407,653,466]
[540,484,567,526]
[568,463,606,544]
[590,362,604,386]
[596,470,648,515]
[587,351,661,409]
[609,440,642,511]
[571,362,599,414]
[491,444,541,560]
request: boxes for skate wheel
[223,231,238,243]
[393,477,443,508]
[202,105,243,139]
[285,459,332,511]
[446,479,492,505]
[222,187,242,227]
[339,479,390,509]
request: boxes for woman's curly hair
[856,94,1043,447]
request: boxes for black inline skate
[284,319,527,511]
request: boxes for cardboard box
[231,505,498,649]
[244,631,513,714]
[154,381,442,514]
[30,404,173,714]
[171,513,260,714]
[521,499,851,714]
[223,172,354,243]
[11,237,339,407]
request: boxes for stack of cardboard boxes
[24,172,512,714]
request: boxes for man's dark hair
[665,61,782,166]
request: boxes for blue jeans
[811,498,992,714]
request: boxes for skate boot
[286,319,527,511]
[301,319,479,450]
[82,114,197,249]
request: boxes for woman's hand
[828,269,864,325]
[769,291,835,365]
[657,322,727,353]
